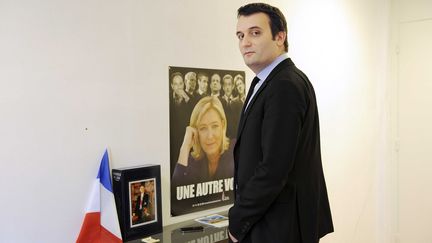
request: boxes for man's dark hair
[171,72,183,84]
[238,3,288,52]
[197,72,209,80]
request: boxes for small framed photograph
[112,165,162,241]
[129,178,157,227]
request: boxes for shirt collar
[256,53,289,82]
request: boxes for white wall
[389,0,432,242]
[286,0,390,242]
[0,0,390,242]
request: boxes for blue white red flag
[76,150,123,243]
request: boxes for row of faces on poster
[169,67,246,216]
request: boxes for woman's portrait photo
[172,96,234,184]
[169,66,244,216]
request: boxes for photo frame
[112,165,162,241]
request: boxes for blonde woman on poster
[172,96,234,185]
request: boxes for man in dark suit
[185,71,198,105]
[169,72,193,176]
[133,185,150,224]
[221,74,243,139]
[228,3,334,243]
[196,72,210,99]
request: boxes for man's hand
[175,89,190,102]
[229,231,238,242]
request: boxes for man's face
[210,74,221,92]
[145,182,152,193]
[198,76,209,93]
[236,12,285,73]
[185,74,197,91]
[223,78,234,97]
[171,75,184,92]
[235,79,245,95]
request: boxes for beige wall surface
[391,0,432,242]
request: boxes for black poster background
[169,66,246,216]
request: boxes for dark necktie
[237,76,260,138]
[243,76,260,112]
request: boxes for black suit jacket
[221,96,244,139]
[134,193,150,220]
[228,58,333,243]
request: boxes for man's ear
[276,31,286,47]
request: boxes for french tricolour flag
[76,150,123,243]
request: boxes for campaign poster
[169,66,246,216]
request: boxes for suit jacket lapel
[236,58,293,140]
